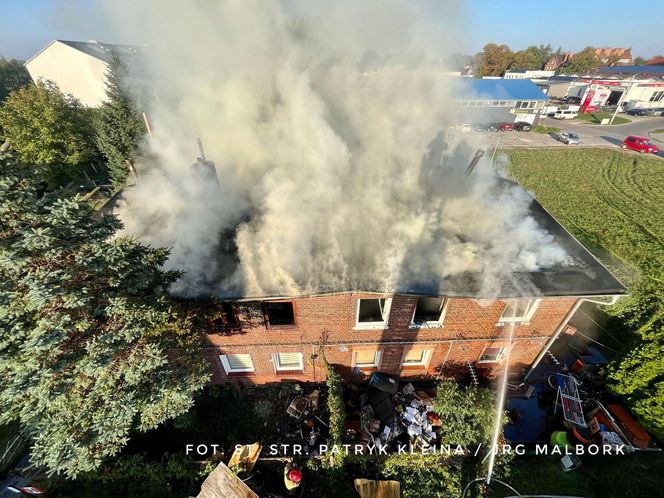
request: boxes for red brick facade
[203,293,577,385]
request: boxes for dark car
[486,123,499,131]
[514,121,532,131]
[497,122,514,131]
[626,108,659,116]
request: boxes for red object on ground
[622,136,660,154]
[288,469,303,483]
[607,404,652,449]
[498,122,514,131]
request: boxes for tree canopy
[561,47,600,74]
[0,57,31,103]
[0,157,209,476]
[94,55,145,187]
[0,80,96,168]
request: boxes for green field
[505,148,664,284]
[504,149,664,497]
[574,112,631,125]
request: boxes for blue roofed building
[456,78,550,124]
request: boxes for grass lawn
[505,148,663,285]
[574,112,631,125]
[499,453,664,498]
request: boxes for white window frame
[498,298,541,325]
[272,352,304,371]
[219,354,254,374]
[409,297,448,329]
[353,350,382,368]
[400,348,432,367]
[478,346,505,364]
[355,298,392,330]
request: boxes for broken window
[412,297,446,325]
[354,350,381,368]
[220,354,254,373]
[273,352,304,371]
[263,301,295,327]
[499,298,541,323]
[478,347,505,363]
[356,298,391,328]
[211,302,238,329]
[401,349,431,366]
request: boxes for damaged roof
[213,193,626,301]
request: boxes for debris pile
[344,373,442,451]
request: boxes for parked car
[458,123,472,132]
[554,131,580,145]
[627,108,648,116]
[497,122,514,131]
[552,109,578,120]
[622,135,659,154]
[514,121,532,131]
[485,123,499,132]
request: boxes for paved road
[473,115,664,159]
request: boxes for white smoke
[106,0,568,298]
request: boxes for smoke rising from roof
[108,0,569,298]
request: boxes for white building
[503,70,555,80]
[25,40,140,107]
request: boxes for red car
[497,122,514,131]
[622,135,659,154]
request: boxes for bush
[433,381,497,448]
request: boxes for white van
[552,109,578,120]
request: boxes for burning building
[200,194,625,385]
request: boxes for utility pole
[609,74,636,125]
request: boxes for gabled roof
[58,40,141,64]
[26,40,142,66]
[645,56,664,66]
[466,78,549,101]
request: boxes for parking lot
[472,115,664,158]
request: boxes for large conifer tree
[94,55,145,187]
[0,157,209,477]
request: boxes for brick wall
[204,293,577,384]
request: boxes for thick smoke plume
[107,0,568,298]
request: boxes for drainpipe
[523,295,621,383]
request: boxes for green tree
[0,57,31,103]
[0,158,209,477]
[0,80,96,169]
[474,44,513,77]
[94,55,145,187]
[561,47,600,74]
[433,381,497,448]
[509,50,540,70]
[634,56,647,65]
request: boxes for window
[411,297,447,327]
[401,348,432,367]
[219,354,254,373]
[514,101,522,108]
[356,298,392,329]
[528,101,536,108]
[499,298,541,323]
[273,352,304,371]
[211,302,238,329]
[649,91,664,102]
[263,301,295,327]
[353,350,381,368]
[478,347,505,363]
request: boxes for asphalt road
[475,115,664,159]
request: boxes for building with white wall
[25,40,139,107]
[504,70,555,80]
